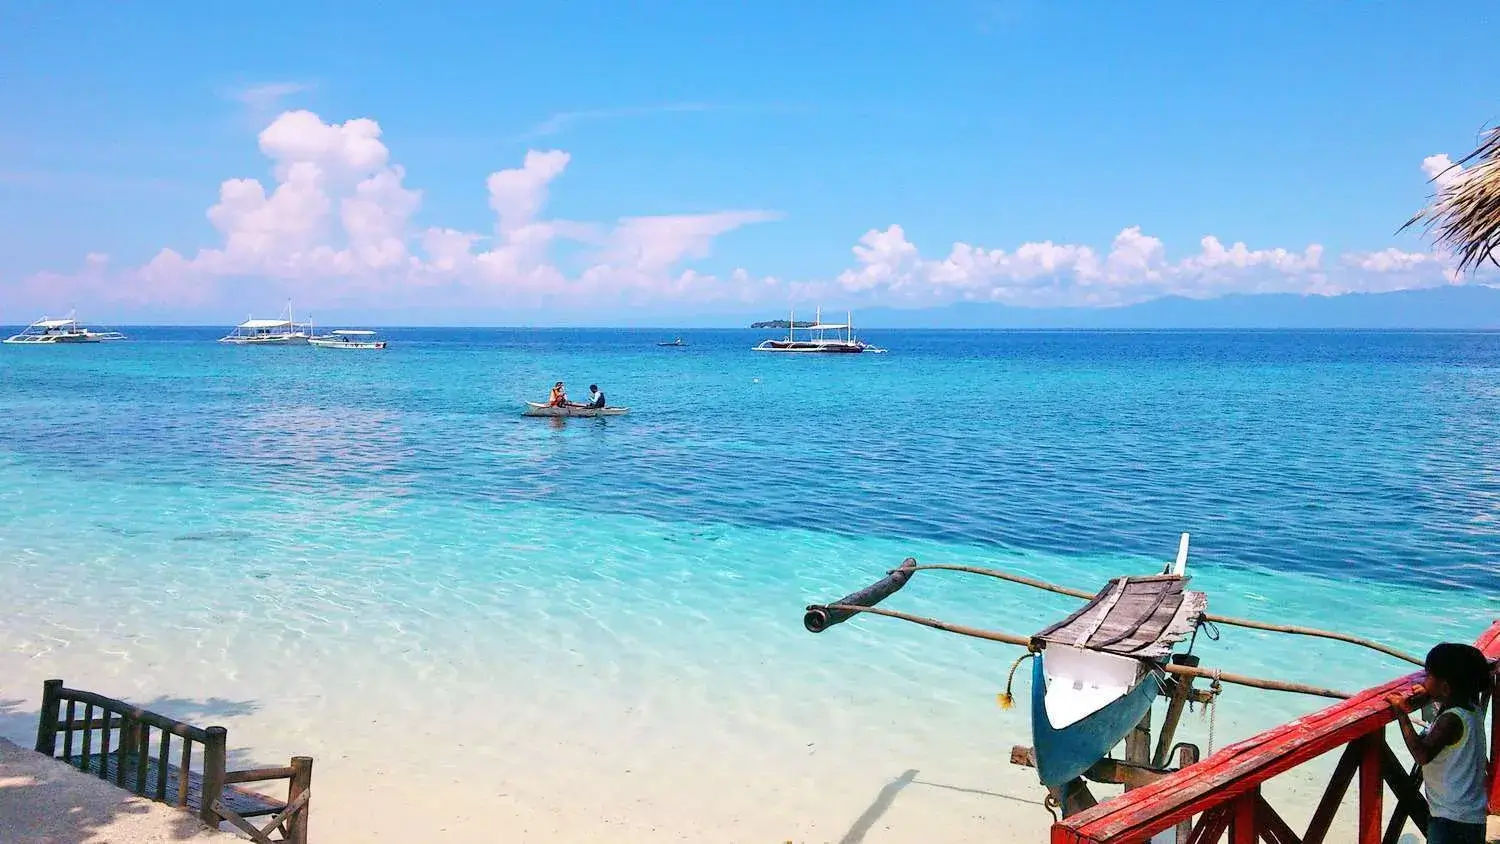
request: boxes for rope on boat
[1204,669,1223,755]
[997,648,1038,710]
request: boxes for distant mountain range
[846,284,1500,330]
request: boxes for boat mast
[847,310,852,344]
[788,306,795,343]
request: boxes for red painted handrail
[1052,619,1500,844]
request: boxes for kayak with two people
[526,382,627,417]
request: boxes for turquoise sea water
[1,328,1497,837]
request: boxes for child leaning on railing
[1386,643,1492,844]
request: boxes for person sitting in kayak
[548,382,568,407]
[587,384,606,409]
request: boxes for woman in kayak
[548,382,568,407]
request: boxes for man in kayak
[586,384,606,408]
[548,382,568,407]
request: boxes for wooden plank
[1254,795,1302,844]
[1357,735,1381,844]
[115,714,128,787]
[200,726,227,826]
[286,758,313,844]
[34,679,61,754]
[1185,805,1231,844]
[1229,790,1256,844]
[177,738,191,807]
[156,732,170,801]
[1377,741,1427,834]
[54,687,210,742]
[61,699,76,760]
[1303,743,1360,844]
[97,710,111,780]
[80,703,94,773]
[224,766,296,784]
[134,724,149,794]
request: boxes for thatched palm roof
[1404,127,1500,273]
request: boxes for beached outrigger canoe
[803,534,1421,820]
[523,401,629,418]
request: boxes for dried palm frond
[1403,126,1500,273]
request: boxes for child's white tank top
[1424,704,1488,824]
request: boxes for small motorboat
[310,329,387,349]
[524,402,629,418]
[658,338,687,347]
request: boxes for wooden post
[1229,789,1258,844]
[200,726,228,827]
[286,756,313,844]
[1154,655,1199,768]
[34,679,62,754]
[1358,734,1383,844]
[133,724,149,794]
[1174,744,1199,844]
[1490,670,1500,814]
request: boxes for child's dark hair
[1425,643,1491,706]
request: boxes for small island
[750,319,813,329]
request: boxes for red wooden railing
[1052,620,1500,844]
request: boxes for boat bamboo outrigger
[803,534,1423,823]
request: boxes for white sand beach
[0,737,237,843]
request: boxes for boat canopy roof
[32,318,79,328]
[238,319,294,329]
[806,323,849,330]
[331,329,375,335]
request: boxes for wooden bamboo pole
[1200,613,1421,666]
[819,603,1353,699]
[909,562,1422,665]
[906,564,1094,599]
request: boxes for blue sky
[2,1,1496,324]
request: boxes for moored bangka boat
[523,401,629,417]
[5,313,124,344]
[219,302,312,345]
[753,308,885,354]
[803,533,1424,820]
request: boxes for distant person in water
[587,384,606,408]
[548,381,567,407]
[1386,642,1492,844]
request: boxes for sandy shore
[0,737,236,843]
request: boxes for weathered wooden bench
[33,679,312,843]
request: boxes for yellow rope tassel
[997,651,1037,710]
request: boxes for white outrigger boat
[309,329,387,350]
[523,402,629,418]
[219,303,312,345]
[753,308,885,354]
[5,313,126,344]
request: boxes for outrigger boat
[658,338,686,347]
[219,302,312,345]
[4,313,125,344]
[804,534,1422,822]
[310,329,387,350]
[523,402,629,418]
[753,308,885,354]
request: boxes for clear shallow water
[1,328,1497,838]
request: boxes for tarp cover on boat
[1033,575,1206,659]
